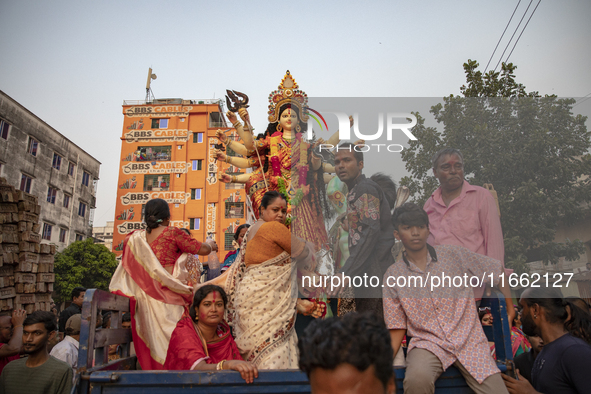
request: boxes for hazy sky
[1,0,590,227]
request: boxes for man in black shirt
[502,287,591,394]
[513,335,543,384]
[58,287,86,340]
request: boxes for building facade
[0,90,101,251]
[112,98,249,260]
[93,221,114,251]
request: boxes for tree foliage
[54,238,118,303]
[400,60,591,273]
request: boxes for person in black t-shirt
[502,287,591,394]
[58,287,86,340]
[513,335,543,384]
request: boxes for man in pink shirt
[424,148,505,300]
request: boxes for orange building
[112,98,250,261]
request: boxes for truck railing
[75,289,514,393]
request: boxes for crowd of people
[0,128,590,393]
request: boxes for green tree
[54,238,118,303]
[400,60,591,273]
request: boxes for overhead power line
[493,0,535,73]
[504,0,542,65]
[484,0,523,74]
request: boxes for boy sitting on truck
[383,203,512,394]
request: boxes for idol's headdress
[267,70,309,124]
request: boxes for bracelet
[231,175,237,183]
[232,121,241,129]
[216,360,225,370]
[225,156,231,164]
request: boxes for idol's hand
[238,108,250,124]
[216,129,228,144]
[354,139,365,146]
[349,115,354,127]
[219,174,232,183]
[214,149,227,162]
[226,111,237,124]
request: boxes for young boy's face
[393,223,429,252]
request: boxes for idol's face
[433,153,464,193]
[279,108,298,132]
[334,151,363,184]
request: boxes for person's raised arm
[0,310,25,357]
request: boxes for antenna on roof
[145,68,157,102]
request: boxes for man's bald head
[0,315,13,343]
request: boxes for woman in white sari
[211,191,316,369]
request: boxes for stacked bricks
[0,178,55,314]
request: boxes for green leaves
[402,60,590,272]
[54,238,118,303]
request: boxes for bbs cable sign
[118,221,147,234]
[120,192,189,205]
[122,162,189,174]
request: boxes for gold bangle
[216,360,225,370]
[226,156,231,164]
[232,121,241,129]
[231,175,237,183]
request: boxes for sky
[1,0,590,227]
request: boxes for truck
[74,289,514,393]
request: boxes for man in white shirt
[50,314,80,370]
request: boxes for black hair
[335,142,364,164]
[565,296,591,314]
[523,287,591,344]
[479,309,492,323]
[370,173,397,211]
[23,311,57,333]
[144,198,170,234]
[102,312,112,329]
[391,202,429,230]
[180,228,192,236]
[189,285,228,321]
[260,190,287,211]
[431,147,463,169]
[122,312,131,323]
[298,312,394,389]
[71,286,87,300]
[233,224,250,241]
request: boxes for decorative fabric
[148,227,203,267]
[164,316,242,370]
[383,244,504,384]
[110,230,194,370]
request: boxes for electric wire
[493,0,534,73]
[504,0,542,65]
[484,0,523,74]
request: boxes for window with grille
[63,194,70,208]
[42,223,52,241]
[59,228,67,243]
[193,133,204,143]
[224,233,234,250]
[151,118,169,129]
[191,188,202,200]
[190,218,201,230]
[28,137,38,156]
[20,174,32,193]
[47,187,57,204]
[52,153,62,170]
[136,146,171,162]
[225,202,244,219]
[192,160,203,171]
[143,174,170,191]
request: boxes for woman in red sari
[165,285,258,383]
[110,198,217,370]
